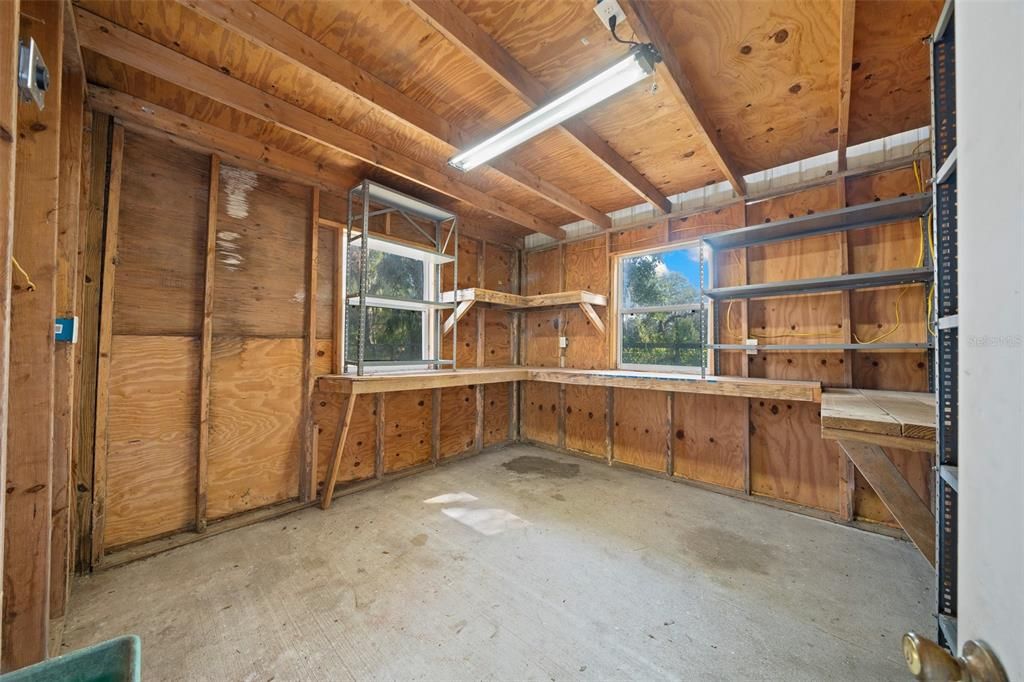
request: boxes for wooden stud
[0,1,17,656]
[73,112,109,573]
[375,393,385,479]
[3,0,64,668]
[196,154,219,531]
[50,63,86,623]
[299,186,319,502]
[74,9,564,239]
[89,123,124,568]
[665,393,674,475]
[837,0,856,172]
[319,394,356,510]
[431,388,441,464]
[402,0,671,214]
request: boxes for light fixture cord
[608,15,639,47]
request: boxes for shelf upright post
[341,184,352,374]
[358,181,371,376]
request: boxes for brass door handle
[903,633,1008,682]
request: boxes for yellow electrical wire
[12,257,36,292]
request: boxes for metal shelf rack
[930,0,958,651]
[343,180,459,376]
[699,180,934,374]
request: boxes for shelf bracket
[579,302,606,335]
[442,300,475,336]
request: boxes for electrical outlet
[744,338,758,355]
[593,0,626,32]
[559,336,569,349]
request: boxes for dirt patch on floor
[502,456,580,479]
[679,525,777,576]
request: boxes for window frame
[345,246,438,374]
[615,240,709,375]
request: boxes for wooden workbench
[316,367,822,509]
[820,388,937,565]
[317,367,821,402]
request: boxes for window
[617,242,707,372]
[346,246,436,369]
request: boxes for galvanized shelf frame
[930,0,958,651]
[343,180,459,376]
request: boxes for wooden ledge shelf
[316,367,820,402]
[820,388,936,452]
[440,288,608,335]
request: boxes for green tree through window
[620,244,706,369]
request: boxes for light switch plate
[559,336,569,349]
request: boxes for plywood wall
[519,164,933,528]
[90,126,517,557]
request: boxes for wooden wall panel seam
[89,123,124,569]
[196,154,219,531]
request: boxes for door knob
[903,633,1008,681]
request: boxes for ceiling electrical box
[593,0,626,32]
[17,38,50,110]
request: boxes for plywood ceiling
[75,0,942,236]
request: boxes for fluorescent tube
[449,44,659,172]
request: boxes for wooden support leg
[837,439,935,565]
[320,394,357,510]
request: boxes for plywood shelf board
[821,388,936,444]
[441,287,607,309]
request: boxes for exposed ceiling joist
[620,0,747,197]
[74,7,565,240]
[837,0,856,172]
[87,85,525,248]
[177,0,610,230]
[88,85,354,190]
[402,0,673,215]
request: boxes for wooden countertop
[820,388,936,451]
[316,367,821,402]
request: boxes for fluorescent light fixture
[449,44,659,172]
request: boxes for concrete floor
[64,444,933,681]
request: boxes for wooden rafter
[837,0,857,171]
[620,0,747,197]
[177,0,611,230]
[402,0,673,214]
[75,8,566,240]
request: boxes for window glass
[621,311,705,368]
[346,306,424,362]
[619,243,706,370]
[620,244,701,308]
[347,249,425,300]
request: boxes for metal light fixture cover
[449,44,660,172]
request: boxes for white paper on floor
[423,492,479,504]
[441,507,530,536]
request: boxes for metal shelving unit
[700,183,934,375]
[930,0,958,652]
[343,180,459,376]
